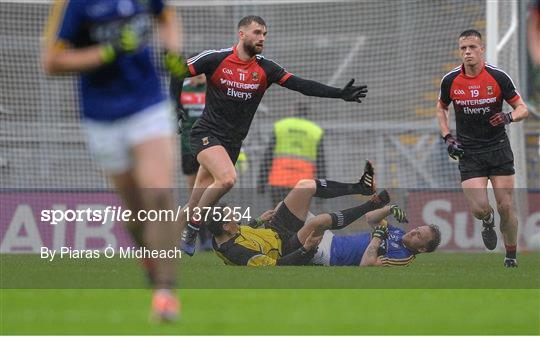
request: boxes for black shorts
[458,144,515,182]
[190,128,242,164]
[267,202,304,256]
[181,153,199,175]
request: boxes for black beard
[243,41,260,57]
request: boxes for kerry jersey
[45,0,166,121]
[187,46,293,145]
[329,225,415,267]
[439,63,521,152]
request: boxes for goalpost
[486,0,527,189]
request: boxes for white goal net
[0,0,524,190]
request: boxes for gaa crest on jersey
[252,72,259,81]
[487,86,493,95]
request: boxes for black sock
[505,244,517,259]
[314,179,371,199]
[329,201,379,230]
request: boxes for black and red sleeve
[438,72,458,106]
[486,67,520,104]
[259,57,293,85]
[186,49,229,77]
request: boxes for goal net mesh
[0,0,523,190]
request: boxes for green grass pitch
[1,252,539,335]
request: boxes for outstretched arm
[365,206,391,225]
[282,76,367,103]
[366,204,408,225]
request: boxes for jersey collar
[232,45,257,65]
[460,61,485,79]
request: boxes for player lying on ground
[172,15,369,256]
[312,205,441,267]
[207,162,391,266]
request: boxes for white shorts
[83,101,175,174]
[311,230,334,266]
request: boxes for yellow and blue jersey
[44,0,167,121]
[213,226,283,266]
[329,225,415,267]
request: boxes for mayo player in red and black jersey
[173,15,369,256]
[436,30,529,267]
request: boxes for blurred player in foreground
[41,0,186,321]
[436,30,528,267]
[173,15,369,256]
[207,162,390,266]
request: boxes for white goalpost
[486,0,527,189]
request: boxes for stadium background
[1,0,538,189]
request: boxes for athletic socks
[481,209,495,227]
[505,244,517,260]
[314,179,372,199]
[329,190,390,230]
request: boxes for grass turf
[1,252,539,334]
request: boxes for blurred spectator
[258,102,326,205]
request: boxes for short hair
[459,29,482,41]
[205,203,230,237]
[425,224,441,253]
[237,15,267,30]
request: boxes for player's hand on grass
[303,231,323,251]
[489,111,513,126]
[340,79,368,103]
[390,205,408,223]
[443,133,464,160]
[371,225,388,240]
[164,51,188,78]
